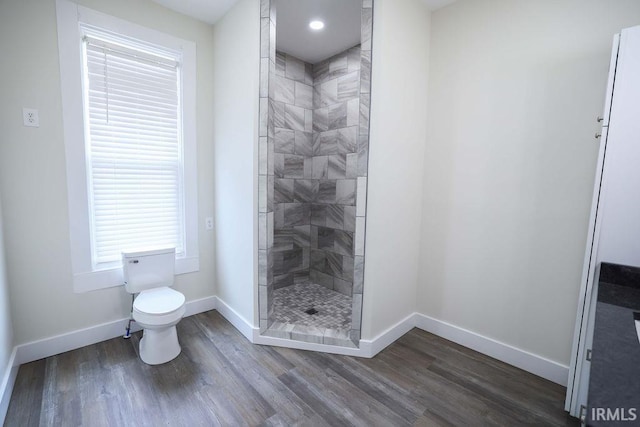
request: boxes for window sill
[72,256,199,293]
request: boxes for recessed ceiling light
[309,20,325,30]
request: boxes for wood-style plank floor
[5,311,578,426]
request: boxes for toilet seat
[133,287,185,327]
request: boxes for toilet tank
[122,248,175,293]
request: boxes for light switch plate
[23,108,39,127]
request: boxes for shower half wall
[257,0,373,346]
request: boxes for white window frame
[56,0,199,292]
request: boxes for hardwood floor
[5,311,578,426]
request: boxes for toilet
[122,248,186,365]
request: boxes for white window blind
[83,33,185,267]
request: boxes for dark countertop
[588,263,640,426]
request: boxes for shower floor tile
[271,283,352,330]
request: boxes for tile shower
[258,0,373,347]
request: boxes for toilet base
[139,325,181,365]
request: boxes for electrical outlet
[22,108,39,127]
[205,217,214,230]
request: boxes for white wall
[596,26,640,268]
[0,0,216,345]
[0,197,14,417]
[212,0,260,325]
[361,0,431,340]
[418,0,640,365]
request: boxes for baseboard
[0,347,18,425]
[414,313,569,386]
[359,313,417,357]
[14,295,217,366]
[213,297,257,342]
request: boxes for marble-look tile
[294,131,313,156]
[275,128,294,154]
[293,225,311,248]
[313,84,322,110]
[328,155,347,179]
[323,328,354,347]
[353,255,364,293]
[355,217,365,256]
[356,177,367,216]
[273,75,295,104]
[361,8,373,51]
[313,131,337,156]
[293,179,318,203]
[351,293,363,330]
[285,104,305,131]
[317,227,334,252]
[294,271,310,284]
[283,154,304,178]
[363,0,373,8]
[294,82,313,109]
[268,137,275,175]
[333,278,352,296]
[334,230,353,256]
[264,321,295,339]
[304,62,313,85]
[329,54,348,75]
[258,249,268,286]
[336,179,356,205]
[285,54,305,83]
[313,107,328,132]
[259,285,268,319]
[274,273,293,289]
[312,156,328,179]
[260,0,270,18]
[310,225,318,248]
[274,204,285,229]
[343,206,356,232]
[310,249,325,271]
[361,50,371,94]
[260,18,270,58]
[259,97,268,137]
[273,249,304,276]
[347,98,359,127]
[346,153,358,179]
[260,58,269,98]
[328,102,348,130]
[291,325,324,344]
[317,180,336,204]
[284,203,310,226]
[259,136,267,175]
[337,71,359,102]
[304,157,313,179]
[267,175,274,211]
[311,204,326,227]
[325,251,343,277]
[360,93,370,134]
[275,51,286,77]
[320,79,338,107]
[274,153,284,178]
[273,229,293,252]
[358,135,369,176]
[312,269,334,290]
[259,212,267,249]
[304,109,313,133]
[347,45,361,72]
[268,101,275,139]
[269,20,276,63]
[272,100,285,128]
[258,175,267,212]
[337,127,357,154]
[274,178,294,203]
[326,204,344,229]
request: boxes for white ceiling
[275,0,362,64]
[150,0,458,63]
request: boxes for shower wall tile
[293,179,318,203]
[312,156,328,179]
[311,269,334,289]
[360,93,371,135]
[330,54,348,75]
[311,204,326,226]
[294,131,313,156]
[260,0,269,18]
[361,8,373,51]
[325,251,343,277]
[347,99,359,127]
[357,135,369,177]
[260,18,270,58]
[284,104,305,131]
[353,255,364,293]
[337,71,359,101]
[355,217,366,256]
[347,46,361,72]
[282,154,304,178]
[304,157,314,179]
[314,130,337,155]
[328,103,347,130]
[274,75,295,104]
[268,138,275,175]
[361,50,371,94]
[337,127,357,154]
[259,98,268,137]
[328,155,347,179]
[313,107,328,132]
[326,204,344,229]
[259,212,267,249]
[304,110,313,132]
[295,82,313,109]
[334,278,352,296]
[282,203,310,227]
[259,136,267,175]
[317,180,337,204]
[346,153,358,179]
[274,178,294,203]
[356,177,367,216]
[320,79,338,107]
[343,206,356,232]
[275,51,286,77]
[304,62,313,85]
[275,128,294,154]
[269,20,276,63]
[285,54,305,83]
[310,225,318,248]
[260,58,269,98]
[334,230,353,256]
[336,179,356,205]
[351,293,363,330]
[273,249,303,276]
[258,175,267,212]
[272,100,285,128]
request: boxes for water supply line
[124,293,135,339]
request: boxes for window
[57,0,199,292]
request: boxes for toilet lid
[134,287,185,315]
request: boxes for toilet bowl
[122,248,185,365]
